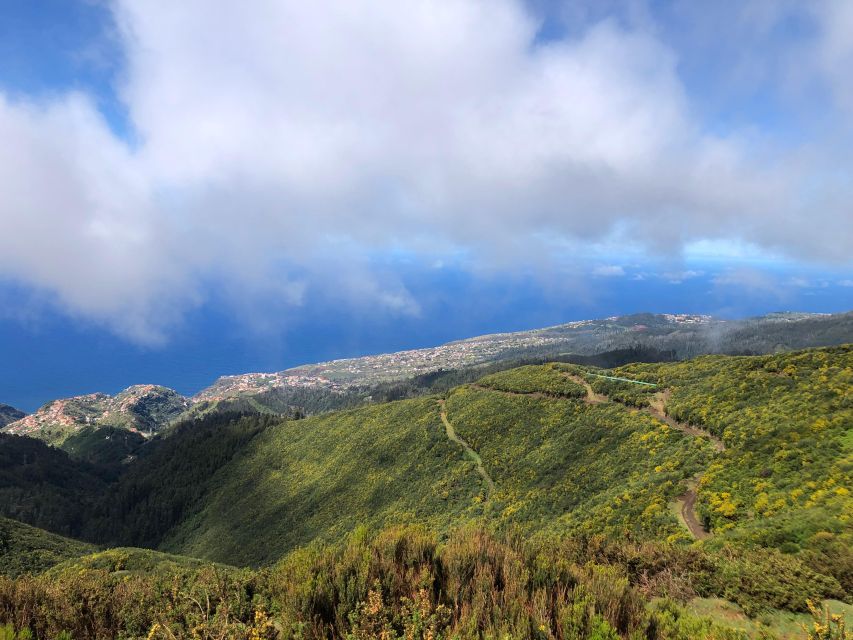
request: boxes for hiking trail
[470,371,725,540]
[438,399,495,496]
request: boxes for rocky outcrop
[2,386,191,445]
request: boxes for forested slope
[0,346,850,638]
[0,516,96,577]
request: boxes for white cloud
[0,0,850,341]
[592,265,625,277]
[662,270,703,284]
[814,0,853,114]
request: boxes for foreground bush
[1,526,846,639]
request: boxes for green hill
[44,546,221,576]
[0,516,96,577]
[0,345,850,638]
[0,404,25,428]
[141,347,850,587]
[0,433,108,536]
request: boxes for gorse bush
[0,346,850,638]
[615,346,853,592]
[4,526,822,639]
[477,365,587,398]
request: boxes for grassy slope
[152,349,850,581]
[444,385,711,542]
[0,516,96,577]
[162,397,483,565]
[44,547,220,576]
[614,346,853,589]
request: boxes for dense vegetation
[613,347,853,592]
[160,398,483,565]
[476,364,587,398]
[568,372,659,408]
[60,426,146,474]
[0,434,108,536]
[444,383,708,541]
[1,526,848,640]
[0,405,25,429]
[85,412,275,549]
[0,517,95,578]
[0,345,850,638]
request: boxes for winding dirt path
[673,477,711,541]
[648,390,725,453]
[597,386,724,539]
[463,374,724,539]
[438,399,495,496]
[562,374,607,404]
[561,372,726,540]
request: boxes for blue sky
[0,0,851,410]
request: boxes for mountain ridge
[0,403,25,428]
[3,310,851,447]
[2,384,190,445]
[194,310,851,401]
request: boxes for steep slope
[156,366,710,563]
[0,346,849,598]
[0,434,108,536]
[2,384,190,445]
[150,347,851,595]
[84,411,274,549]
[612,345,853,590]
[0,516,96,577]
[160,398,484,565]
[0,403,25,428]
[0,347,850,638]
[60,425,147,471]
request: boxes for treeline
[0,434,108,536]
[1,525,845,639]
[85,412,275,549]
[0,412,277,551]
[359,346,677,405]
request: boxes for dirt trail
[562,372,724,540]
[647,390,726,453]
[673,477,711,541]
[562,375,607,404]
[635,391,724,539]
[464,373,723,540]
[438,400,495,496]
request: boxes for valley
[0,342,850,638]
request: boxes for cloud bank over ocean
[0,0,851,342]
